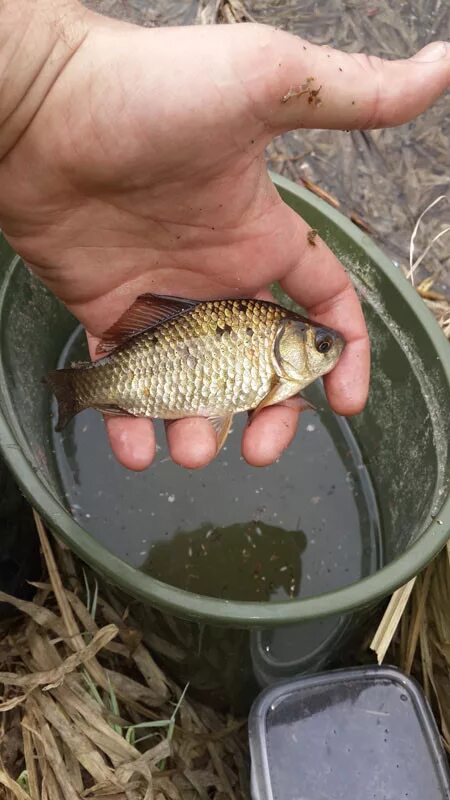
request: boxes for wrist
[0,0,90,159]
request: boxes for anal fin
[208,413,233,453]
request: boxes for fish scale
[98,299,284,418]
[123,296,282,417]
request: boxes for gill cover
[272,319,309,381]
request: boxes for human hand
[0,3,448,469]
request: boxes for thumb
[237,27,450,133]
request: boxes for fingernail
[412,41,448,63]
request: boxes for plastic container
[249,665,450,800]
[0,173,449,708]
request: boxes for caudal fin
[44,369,85,432]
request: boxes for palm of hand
[3,23,300,314]
[0,16,448,469]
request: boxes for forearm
[0,0,88,159]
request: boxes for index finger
[280,211,370,415]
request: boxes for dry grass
[416,276,450,339]
[196,0,255,24]
[406,195,450,338]
[3,515,450,798]
[0,514,249,800]
[2,531,450,799]
[370,544,450,754]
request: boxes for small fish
[45,294,345,452]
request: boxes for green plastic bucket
[0,174,449,709]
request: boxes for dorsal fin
[96,293,198,356]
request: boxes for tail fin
[44,369,85,432]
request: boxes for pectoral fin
[208,413,234,453]
[289,395,316,413]
[251,380,301,418]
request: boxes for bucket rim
[0,172,449,627]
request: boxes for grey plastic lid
[249,665,450,800]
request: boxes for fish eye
[315,333,333,354]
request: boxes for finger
[86,332,156,470]
[279,210,370,415]
[242,403,304,467]
[165,418,217,470]
[106,416,156,471]
[240,28,450,133]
